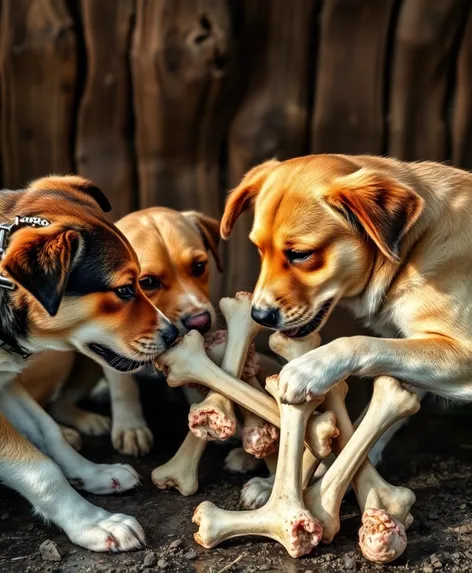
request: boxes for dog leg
[48,354,110,436]
[0,412,144,551]
[1,383,140,495]
[105,368,153,457]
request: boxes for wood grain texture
[311,0,396,155]
[388,0,470,161]
[75,0,136,219]
[0,0,77,187]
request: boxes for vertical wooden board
[131,0,236,218]
[0,0,77,188]
[224,0,316,299]
[311,0,396,155]
[388,0,469,161]
[75,0,136,220]
[452,10,472,170]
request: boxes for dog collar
[0,216,50,359]
[0,215,51,291]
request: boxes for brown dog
[0,176,178,551]
[221,154,472,407]
[20,207,221,456]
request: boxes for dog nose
[182,311,212,334]
[251,306,279,327]
[162,323,179,348]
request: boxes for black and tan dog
[0,175,178,551]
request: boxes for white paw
[112,426,153,457]
[240,475,275,509]
[60,426,82,451]
[69,463,140,495]
[224,447,262,474]
[75,412,111,436]
[67,509,145,552]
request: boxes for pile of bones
[153,292,420,564]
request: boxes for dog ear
[2,227,81,316]
[183,211,223,272]
[220,159,280,239]
[68,177,112,213]
[323,169,424,262]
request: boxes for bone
[151,327,252,495]
[358,508,407,563]
[158,330,338,460]
[193,375,323,557]
[240,375,279,458]
[151,431,205,496]
[304,376,420,545]
[322,381,416,531]
[188,292,262,440]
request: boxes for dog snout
[251,306,280,328]
[182,311,212,334]
[161,322,179,348]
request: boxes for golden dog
[0,176,178,551]
[20,207,221,456]
[221,154,472,407]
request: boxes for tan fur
[221,154,472,402]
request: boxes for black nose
[162,323,179,347]
[182,311,212,334]
[251,306,280,327]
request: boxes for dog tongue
[282,327,300,338]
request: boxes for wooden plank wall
[1,0,472,348]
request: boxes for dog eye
[139,276,162,290]
[285,249,315,264]
[114,284,136,300]
[192,261,207,277]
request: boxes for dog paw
[60,426,82,451]
[112,426,153,457]
[69,463,140,495]
[224,447,262,474]
[74,411,111,436]
[240,475,275,509]
[67,510,145,552]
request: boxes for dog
[19,207,221,456]
[221,154,472,461]
[0,176,179,551]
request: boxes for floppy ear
[2,227,81,316]
[183,211,223,272]
[323,169,424,262]
[220,159,279,239]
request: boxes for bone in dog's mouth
[87,343,147,372]
[282,299,333,338]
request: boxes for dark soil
[0,379,471,573]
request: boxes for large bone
[158,330,338,460]
[188,292,263,440]
[321,379,416,546]
[152,328,251,495]
[304,376,420,549]
[193,375,323,557]
[240,330,324,510]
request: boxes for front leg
[278,335,472,403]
[105,368,153,456]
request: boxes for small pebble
[459,503,467,510]
[325,553,335,562]
[184,550,197,560]
[169,539,182,549]
[259,566,270,571]
[423,567,434,573]
[304,570,315,573]
[343,555,357,570]
[143,551,157,568]
[157,559,169,570]
[39,540,62,562]
[0,512,9,521]
[26,523,34,531]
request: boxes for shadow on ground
[0,379,471,573]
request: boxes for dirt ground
[0,379,471,573]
